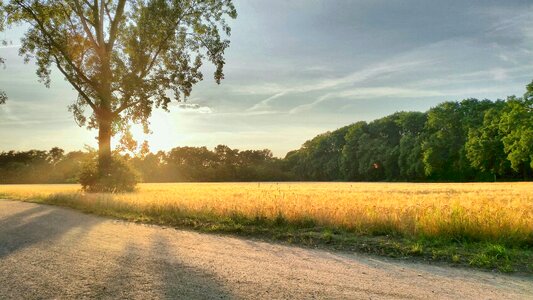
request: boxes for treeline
[286,94,532,181]
[1,91,532,184]
[129,145,289,182]
[0,145,289,184]
[0,148,90,183]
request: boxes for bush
[79,156,139,193]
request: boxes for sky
[1,0,533,157]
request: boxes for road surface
[0,200,531,299]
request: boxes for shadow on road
[0,201,232,298]
[154,234,233,299]
[0,202,99,259]
[85,234,233,299]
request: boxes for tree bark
[97,47,113,178]
[98,117,112,177]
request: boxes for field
[1,182,532,273]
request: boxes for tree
[396,111,426,180]
[341,121,367,180]
[47,147,65,165]
[465,101,510,180]
[421,99,493,181]
[499,95,533,177]
[1,0,236,190]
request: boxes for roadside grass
[0,182,532,273]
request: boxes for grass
[0,182,532,273]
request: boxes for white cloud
[176,103,213,114]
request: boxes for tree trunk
[97,48,113,178]
[98,117,112,177]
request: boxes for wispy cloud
[289,87,444,114]
[246,59,431,112]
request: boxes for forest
[1,93,532,184]
[286,94,532,182]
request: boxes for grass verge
[1,190,532,274]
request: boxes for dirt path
[0,200,531,299]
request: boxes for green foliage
[499,96,533,172]
[80,156,139,193]
[421,99,493,180]
[465,102,510,179]
[469,244,513,272]
[0,90,6,105]
[287,91,533,182]
[288,127,348,180]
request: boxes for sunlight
[129,110,185,153]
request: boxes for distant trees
[465,101,510,180]
[286,85,533,182]
[0,145,287,184]
[499,95,533,175]
[421,99,493,180]
[284,127,348,181]
[0,148,91,183]
[142,146,287,182]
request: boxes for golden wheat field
[1,182,532,243]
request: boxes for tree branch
[113,95,140,115]
[52,54,97,112]
[107,0,126,51]
[16,0,97,88]
[71,0,100,50]
[139,7,195,78]
[97,0,105,46]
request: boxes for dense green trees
[499,95,533,174]
[465,101,510,180]
[284,127,348,181]
[421,99,494,180]
[287,87,533,182]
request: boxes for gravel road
[0,200,531,299]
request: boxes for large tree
[1,0,236,187]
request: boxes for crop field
[1,182,532,272]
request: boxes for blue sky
[1,0,533,157]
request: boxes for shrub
[79,156,139,193]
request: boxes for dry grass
[1,182,532,245]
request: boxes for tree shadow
[87,234,233,299]
[153,234,233,299]
[0,201,232,298]
[0,201,101,259]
